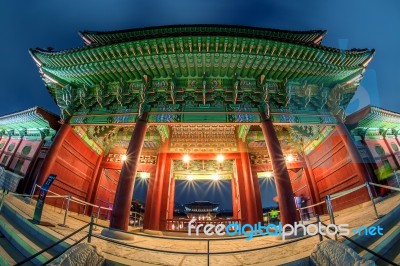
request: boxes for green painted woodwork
[0,107,58,139]
[30,26,375,154]
[21,146,32,156]
[80,25,327,45]
[348,106,400,139]
[7,143,15,152]
[31,26,373,124]
[304,126,334,155]
[173,159,234,180]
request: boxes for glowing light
[286,154,294,162]
[183,154,191,163]
[216,154,224,163]
[266,171,272,178]
[121,154,127,161]
[212,174,220,181]
[186,175,194,181]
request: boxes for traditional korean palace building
[184,201,220,220]
[2,25,399,233]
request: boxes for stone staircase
[344,204,400,265]
[0,200,70,265]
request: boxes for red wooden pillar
[235,158,249,223]
[238,139,262,224]
[143,162,158,229]
[144,138,169,230]
[109,114,148,231]
[159,158,172,230]
[36,124,71,187]
[260,113,297,225]
[231,176,239,219]
[250,167,263,222]
[336,123,375,184]
[168,176,175,220]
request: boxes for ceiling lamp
[186,175,194,181]
[286,154,294,162]
[266,171,272,178]
[183,154,191,163]
[216,154,224,163]
[121,154,127,161]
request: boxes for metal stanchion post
[59,196,71,227]
[316,215,322,242]
[366,182,379,218]
[394,170,400,188]
[60,197,66,214]
[325,195,337,240]
[207,240,210,266]
[88,216,94,243]
[298,208,304,224]
[93,206,101,231]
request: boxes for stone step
[362,223,400,263]
[344,204,400,253]
[0,236,34,266]
[0,215,50,265]
[0,200,71,265]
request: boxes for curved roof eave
[78,24,328,45]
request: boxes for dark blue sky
[0,0,399,116]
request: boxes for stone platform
[0,192,399,265]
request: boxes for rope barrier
[330,183,367,199]
[369,182,400,192]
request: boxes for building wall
[43,129,100,213]
[94,168,118,219]
[306,127,370,211]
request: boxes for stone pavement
[1,192,399,265]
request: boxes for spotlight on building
[286,154,294,162]
[216,154,224,163]
[183,154,191,163]
[186,175,194,181]
[212,174,220,181]
[121,154,127,161]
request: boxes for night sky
[1,1,399,207]
[133,178,278,210]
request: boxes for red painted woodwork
[365,138,399,170]
[383,137,400,168]
[250,167,263,222]
[238,139,262,224]
[0,138,22,168]
[260,114,297,225]
[34,124,101,213]
[306,126,371,211]
[159,158,172,230]
[36,124,72,187]
[110,114,148,230]
[0,137,10,160]
[231,176,239,219]
[168,176,175,220]
[235,158,249,223]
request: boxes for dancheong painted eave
[346,105,400,136]
[29,25,374,88]
[0,106,60,137]
[77,24,328,45]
